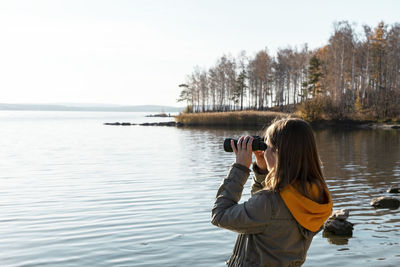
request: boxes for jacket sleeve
[211,163,270,234]
[250,163,268,196]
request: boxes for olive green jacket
[211,163,317,267]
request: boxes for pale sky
[0,0,399,107]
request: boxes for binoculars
[223,136,267,152]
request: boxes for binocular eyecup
[223,136,267,152]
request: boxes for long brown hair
[264,118,327,201]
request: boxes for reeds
[175,110,291,127]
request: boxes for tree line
[177,21,400,120]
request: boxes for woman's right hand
[253,150,267,171]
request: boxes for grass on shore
[174,109,400,128]
[175,110,291,127]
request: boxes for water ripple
[1,113,400,266]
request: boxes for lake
[0,111,399,266]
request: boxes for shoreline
[104,111,400,130]
[309,119,400,130]
[175,111,400,130]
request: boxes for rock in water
[387,186,400,193]
[323,209,353,237]
[139,121,177,126]
[370,196,400,209]
[329,209,349,221]
[103,122,136,126]
[324,219,354,236]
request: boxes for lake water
[1,111,399,267]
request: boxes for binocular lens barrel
[223,136,267,152]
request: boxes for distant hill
[0,103,184,112]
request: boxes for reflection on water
[0,112,399,266]
[322,231,352,246]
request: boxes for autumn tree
[178,21,400,120]
[248,49,272,109]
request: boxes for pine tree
[302,55,323,98]
[177,84,193,113]
[232,70,247,110]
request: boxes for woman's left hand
[231,136,253,168]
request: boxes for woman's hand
[253,150,267,171]
[231,136,253,169]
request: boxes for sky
[0,0,399,107]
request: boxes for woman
[211,118,333,267]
